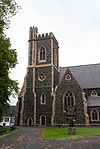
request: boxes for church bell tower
[17,26,60,126]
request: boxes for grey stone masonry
[17,26,100,126]
[54,69,87,126]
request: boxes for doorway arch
[40,115,46,126]
[28,117,33,126]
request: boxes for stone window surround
[40,115,46,126]
[91,90,98,96]
[38,73,46,81]
[38,45,46,63]
[63,90,75,112]
[40,93,46,105]
[91,108,99,121]
[27,117,33,126]
[65,74,72,80]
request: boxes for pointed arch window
[63,90,75,111]
[40,93,46,105]
[39,46,46,62]
[91,109,99,121]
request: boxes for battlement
[37,32,53,38]
[37,32,58,45]
[28,26,58,45]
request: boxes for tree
[0,0,20,120]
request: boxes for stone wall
[54,69,86,125]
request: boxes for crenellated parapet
[28,27,58,45]
[37,32,53,38]
[37,32,58,46]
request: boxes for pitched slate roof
[88,96,100,106]
[60,63,100,89]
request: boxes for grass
[0,127,19,137]
[42,127,100,139]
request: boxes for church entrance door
[40,116,46,126]
[28,117,32,126]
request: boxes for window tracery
[39,46,46,62]
[65,74,71,80]
[91,90,97,96]
[91,109,99,121]
[63,90,75,111]
[38,73,46,81]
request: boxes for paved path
[0,127,100,149]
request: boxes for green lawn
[0,127,19,137]
[42,127,100,139]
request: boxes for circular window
[91,90,97,96]
[38,73,46,81]
[65,74,71,80]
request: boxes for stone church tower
[17,26,59,126]
[17,26,100,127]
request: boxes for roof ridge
[60,63,100,69]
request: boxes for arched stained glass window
[40,46,46,61]
[63,90,75,111]
[91,109,99,121]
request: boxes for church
[16,26,100,126]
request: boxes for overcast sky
[6,0,100,105]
